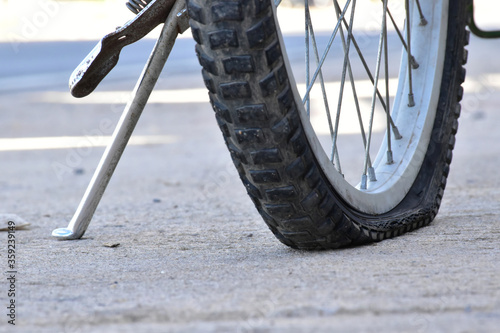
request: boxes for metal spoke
[301,0,352,104]
[333,0,375,172]
[329,0,356,176]
[415,0,428,26]
[305,7,342,174]
[387,6,419,69]
[384,4,393,165]
[305,0,311,117]
[405,0,415,107]
[361,0,388,190]
[334,1,402,140]
[304,0,311,117]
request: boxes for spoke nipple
[392,126,403,140]
[361,174,367,190]
[419,18,428,26]
[408,93,415,107]
[368,167,377,182]
[386,151,394,165]
[411,56,419,69]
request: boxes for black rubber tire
[187,0,470,249]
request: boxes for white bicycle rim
[275,0,449,214]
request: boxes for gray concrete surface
[1,6,500,333]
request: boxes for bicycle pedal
[69,0,180,98]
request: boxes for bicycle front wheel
[188,0,470,249]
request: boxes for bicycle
[52,0,487,250]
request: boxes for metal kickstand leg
[52,0,189,240]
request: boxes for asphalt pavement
[0,2,499,332]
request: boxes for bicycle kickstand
[52,0,189,240]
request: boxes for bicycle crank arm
[69,0,185,98]
[52,0,188,240]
